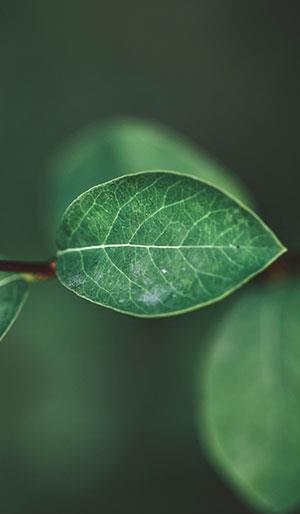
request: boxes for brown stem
[0,259,56,280]
[261,252,300,281]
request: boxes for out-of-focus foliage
[45,118,252,239]
[198,279,300,514]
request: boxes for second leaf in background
[197,278,300,514]
[44,118,252,240]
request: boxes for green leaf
[0,271,28,341]
[55,171,285,317]
[199,280,300,514]
[45,118,252,238]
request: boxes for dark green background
[0,1,298,513]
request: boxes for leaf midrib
[57,242,266,255]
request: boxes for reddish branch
[0,259,56,280]
[262,252,300,281]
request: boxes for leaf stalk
[0,259,56,280]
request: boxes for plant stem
[262,252,300,281]
[0,259,56,280]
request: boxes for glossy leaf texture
[0,271,28,341]
[199,279,300,514]
[45,118,252,238]
[55,171,284,317]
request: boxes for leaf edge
[0,275,29,343]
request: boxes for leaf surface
[200,280,300,513]
[56,171,284,317]
[0,271,28,341]
[45,118,252,238]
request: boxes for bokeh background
[0,1,299,513]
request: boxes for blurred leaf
[44,118,252,240]
[199,279,300,513]
[0,271,28,341]
[56,171,284,317]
